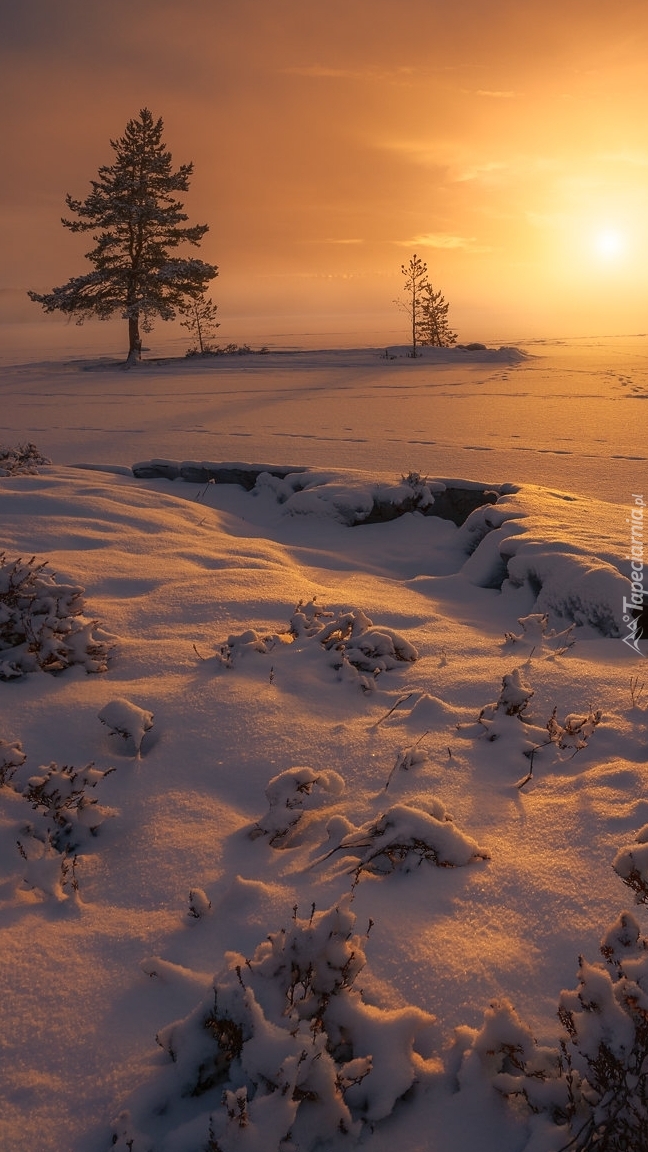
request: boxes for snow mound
[613,825,648,904]
[131,462,629,636]
[503,543,627,636]
[98,698,154,756]
[387,344,529,364]
[460,497,631,637]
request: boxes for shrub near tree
[180,292,220,355]
[28,108,217,365]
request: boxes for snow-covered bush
[250,766,345,847]
[332,798,489,877]
[459,669,549,762]
[600,909,648,964]
[613,825,648,904]
[504,611,575,654]
[384,735,429,789]
[289,597,333,638]
[16,835,79,902]
[455,997,567,1120]
[315,608,418,673]
[289,601,418,689]
[401,470,435,507]
[555,946,648,1150]
[15,762,115,900]
[143,896,437,1151]
[547,705,602,751]
[216,628,284,667]
[0,736,25,785]
[0,552,109,679]
[98,698,154,756]
[213,600,418,690]
[458,912,648,1151]
[188,888,212,919]
[0,746,114,900]
[22,761,115,852]
[467,670,601,759]
[484,667,534,718]
[0,442,51,475]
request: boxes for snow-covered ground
[0,339,647,1152]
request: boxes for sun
[593,228,626,259]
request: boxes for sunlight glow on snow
[0,341,645,1151]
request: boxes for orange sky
[3,0,648,345]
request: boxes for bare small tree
[397,254,429,357]
[180,293,220,354]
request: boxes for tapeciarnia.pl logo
[622,493,646,656]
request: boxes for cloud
[596,150,648,168]
[454,153,566,184]
[297,238,365,247]
[475,89,517,98]
[395,233,492,252]
[526,211,568,230]
[454,160,511,183]
[282,64,415,83]
[376,139,514,185]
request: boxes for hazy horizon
[2,311,647,369]
[3,0,648,346]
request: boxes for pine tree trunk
[127,313,142,365]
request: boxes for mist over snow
[0,339,647,1152]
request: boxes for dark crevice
[132,461,307,490]
[132,461,500,527]
[359,487,499,527]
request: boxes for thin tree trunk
[195,304,204,354]
[127,312,142,365]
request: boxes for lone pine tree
[397,254,456,355]
[28,108,217,364]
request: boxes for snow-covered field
[0,338,647,1152]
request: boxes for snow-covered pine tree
[28,108,217,365]
[417,283,457,347]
